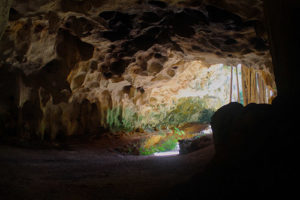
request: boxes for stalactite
[266,86,269,104]
[256,72,260,103]
[250,68,257,103]
[260,73,266,103]
[248,67,252,103]
[236,66,240,103]
[257,73,262,103]
[247,67,251,104]
[255,72,258,103]
[263,79,268,103]
[255,71,258,103]
[255,71,259,103]
[241,65,249,105]
[230,66,233,103]
[250,69,254,103]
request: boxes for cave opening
[0,0,276,152]
[2,0,297,199]
[135,62,276,156]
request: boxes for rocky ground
[0,134,214,200]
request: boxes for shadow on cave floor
[0,134,215,200]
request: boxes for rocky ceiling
[3,0,271,70]
[0,0,274,140]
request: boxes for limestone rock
[0,0,275,140]
[70,71,86,90]
[0,0,12,39]
[147,58,163,74]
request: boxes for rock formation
[0,0,275,140]
[167,0,300,197]
[1,0,299,199]
[0,0,12,39]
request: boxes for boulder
[210,102,243,156]
[179,134,213,154]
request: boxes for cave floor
[0,134,214,200]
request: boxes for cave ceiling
[0,0,276,138]
[3,0,271,73]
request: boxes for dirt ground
[0,134,214,200]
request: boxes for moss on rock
[106,97,215,133]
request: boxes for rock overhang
[4,0,271,70]
[0,0,275,139]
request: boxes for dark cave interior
[0,0,299,199]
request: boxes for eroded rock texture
[0,0,13,39]
[0,0,274,140]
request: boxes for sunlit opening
[103,61,276,156]
[153,125,213,156]
[153,142,180,156]
[142,63,276,157]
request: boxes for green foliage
[139,127,185,155]
[198,109,215,123]
[239,91,244,105]
[156,137,177,151]
[139,146,156,155]
[162,97,215,127]
[139,136,178,155]
[106,107,139,132]
[174,127,185,136]
[121,108,138,132]
[224,65,232,70]
[106,97,214,133]
[106,107,122,131]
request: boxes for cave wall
[0,0,275,140]
[264,0,300,99]
[0,0,12,39]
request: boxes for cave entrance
[152,125,213,157]
[106,60,276,156]
[136,63,276,156]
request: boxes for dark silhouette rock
[210,102,243,156]
[179,134,213,154]
[170,99,298,199]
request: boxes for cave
[0,0,299,199]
